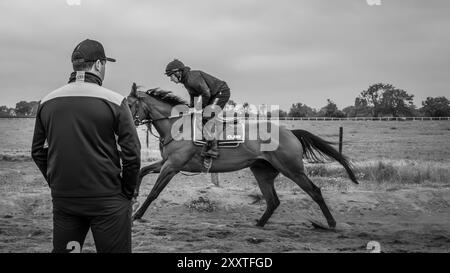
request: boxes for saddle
[192,113,245,148]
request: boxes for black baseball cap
[71,39,116,64]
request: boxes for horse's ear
[130,82,138,97]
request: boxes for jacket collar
[68,71,103,86]
[180,66,191,84]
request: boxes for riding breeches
[211,83,230,110]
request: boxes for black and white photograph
[0,0,449,257]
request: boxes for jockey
[165,59,231,158]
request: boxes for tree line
[1,83,449,118]
[228,83,450,118]
[0,101,39,117]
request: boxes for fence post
[339,126,343,155]
[211,173,219,187]
[146,128,149,148]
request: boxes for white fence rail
[3,116,450,121]
[241,116,450,121]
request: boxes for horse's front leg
[132,161,179,221]
[133,160,163,198]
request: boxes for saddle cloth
[192,113,245,148]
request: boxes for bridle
[129,92,191,146]
[129,97,164,140]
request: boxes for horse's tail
[290,129,358,184]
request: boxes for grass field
[282,120,450,162]
[2,119,450,161]
[283,120,450,188]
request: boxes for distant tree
[380,89,415,117]
[15,101,32,115]
[0,105,11,117]
[410,107,425,117]
[278,109,288,118]
[318,99,345,117]
[268,109,288,118]
[288,102,316,117]
[421,96,450,117]
[256,104,270,116]
[354,97,373,116]
[226,99,237,107]
[343,97,376,117]
[15,101,39,116]
[246,104,258,115]
[224,99,237,113]
[359,83,415,117]
[342,105,357,117]
[359,83,394,117]
[30,102,39,116]
[240,102,257,118]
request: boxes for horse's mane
[146,88,187,106]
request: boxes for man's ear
[93,60,102,72]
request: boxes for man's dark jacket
[31,72,141,199]
[180,67,230,108]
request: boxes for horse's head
[127,82,149,126]
[127,83,188,127]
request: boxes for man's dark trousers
[52,194,132,253]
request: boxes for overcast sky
[0,0,449,110]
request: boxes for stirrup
[204,150,219,158]
[203,157,213,173]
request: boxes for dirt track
[0,161,449,253]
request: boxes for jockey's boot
[205,140,219,158]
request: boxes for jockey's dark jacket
[31,72,141,199]
[180,67,230,108]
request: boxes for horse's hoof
[328,221,337,229]
[132,214,141,222]
[308,219,332,231]
[255,220,265,227]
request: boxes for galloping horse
[127,83,358,228]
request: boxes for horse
[127,83,358,228]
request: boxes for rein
[141,112,192,146]
[131,93,192,147]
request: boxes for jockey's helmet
[165,59,185,76]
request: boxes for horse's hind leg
[287,170,336,228]
[250,160,280,227]
[270,155,336,228]
[298,173,336,228]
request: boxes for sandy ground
[0,160,449,253]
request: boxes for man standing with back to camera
[31,39,141,253]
